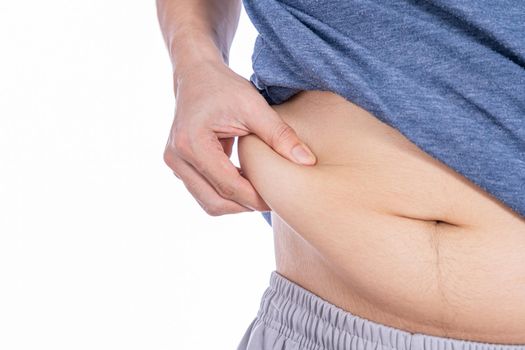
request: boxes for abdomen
[237,90,525,344]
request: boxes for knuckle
[271,123,295,145]
[202,201,225,216]
[215,180,236,198]
[172,131,191,157]
[163,150,177,168]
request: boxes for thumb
[245,106,317,165]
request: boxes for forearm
[155,0,241,77]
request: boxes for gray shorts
[237,271,525,350]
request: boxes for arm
[155,0,316,217]
[156,0,241,90]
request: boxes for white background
[0,1,275,349]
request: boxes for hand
[163,59,317,216]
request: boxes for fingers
[186,129,271,211]
[244,105,317,165]
[165,153,255,215]
[164,133,271,215]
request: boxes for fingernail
[291,144,315,164]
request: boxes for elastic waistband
[256,271,525,350]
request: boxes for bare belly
[237,90,525,344]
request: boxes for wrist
[170,29,228,94]
[170,27,227,72]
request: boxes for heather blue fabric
[261,211,272,226]
[241,0,525,227]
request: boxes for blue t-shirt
[242,0,525,227]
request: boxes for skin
[155,0,317,216]
[237,90,525,344]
